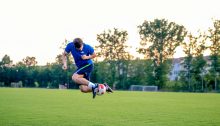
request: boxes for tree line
[0,18,220,92]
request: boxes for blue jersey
[65,42,94,68]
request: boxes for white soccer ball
[97,84,106,96]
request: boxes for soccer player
[62,38,113,99]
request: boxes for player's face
[76,45,83,51]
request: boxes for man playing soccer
[62,38,113,99]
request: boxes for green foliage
[180,33,208,92]
[181,34,195,91]
[154,60,172,88]
[96,28,132,89]
[191,55,207,91]
[96,28,132,61]
[1,54,12,65]
[208,20,220,56]
[0,54,77,88]
[22,56,38,66]
[91,59,155,90]
[138,19,187,61]
[163,81,184,91]
[208,20,220,90]
[127,59,150,86]
[0,88,220,126]
[138,19,187,88]
[1,19,220,92]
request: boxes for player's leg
[72,73,98,98]
[72,64,98,98]
[72,73,113,94]
[83,68,113,93]
[72,64,97,88]
[72,73,89,86]
[79,85,92,92]
[72,74,91,92]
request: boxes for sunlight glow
[0,0,219,65]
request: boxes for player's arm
[81,52,96,60]
[62,51,68,70]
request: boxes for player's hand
[81,55,90,60]
[62,65,67,70]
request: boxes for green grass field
[0,88,219,126]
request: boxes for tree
[0,55,13,86]
[21,56,38,87]
[138,19,187,88]
[181,32,207,91]
[208,19,220,91]
[96,28,132,89]
[127,59,154,87]
[181,33,200,91]
[191,33,207,92]
[1,54,12,65]
[15,61,27,86]
[22,56,37,67]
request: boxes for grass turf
[0,88,220,126]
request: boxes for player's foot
[92,83,98,99]
[104,83,113,93]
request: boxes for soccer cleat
[104,83,113,93]
[92,83,98,99]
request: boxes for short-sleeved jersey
[65,42,94,68]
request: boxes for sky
[0,0,220,65]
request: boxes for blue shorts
[74,64,93,81]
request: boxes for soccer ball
[97,84,106,96]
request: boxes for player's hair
[73,38,83,49]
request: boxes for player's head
[73,38,83,49]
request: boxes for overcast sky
[0,0,220,65]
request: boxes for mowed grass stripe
[0,88,219,126]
